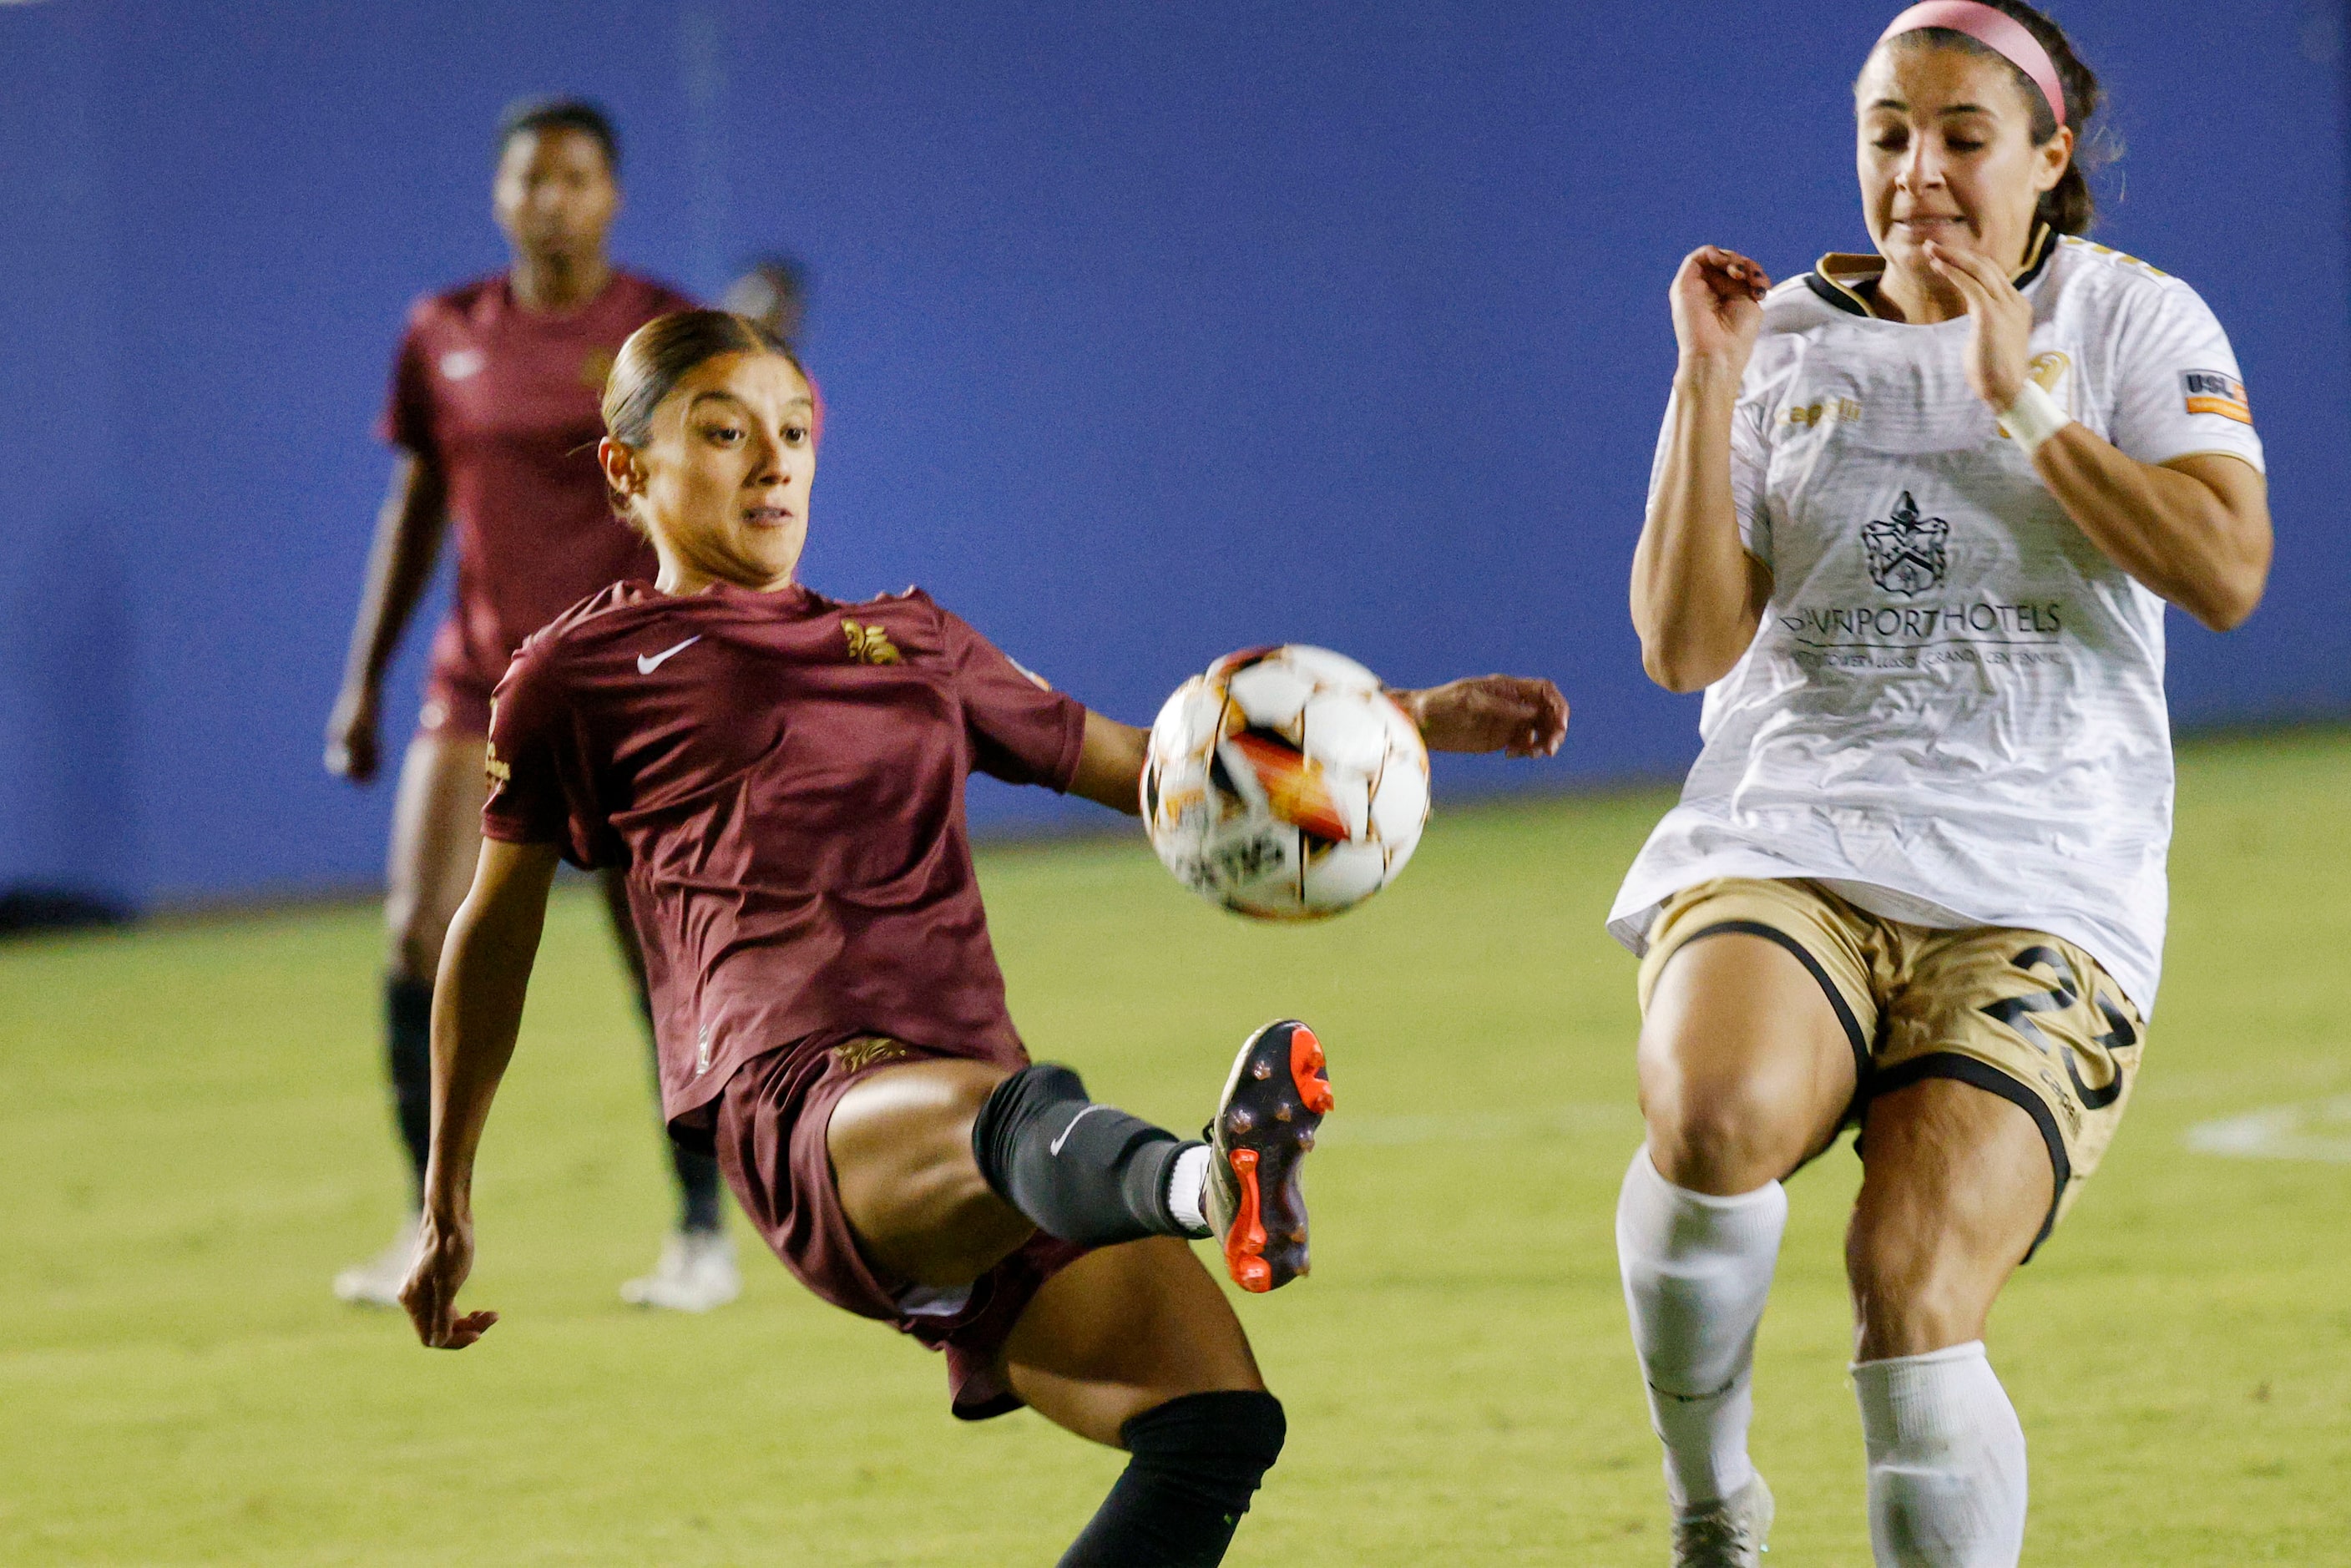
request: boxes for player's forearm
[423,888,546,1220]
[1632,371,1764,692]
[1071,711,1149,815]
[1391,675,1568,757]
[341,453,450,692]
[2035,432,2271,632]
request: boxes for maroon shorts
[713,1032,1090,1421]
[416,620,498,739]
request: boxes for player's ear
[2034,125,2074,194]
[597,436,645,498]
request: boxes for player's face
[493,127,619,263]
[610,352,817,593]
[1854,42,2070,280]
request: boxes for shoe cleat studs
[1287,1024,1335,1115]
[1211,1019,1331,1295]
[1224,1146,1272,1292]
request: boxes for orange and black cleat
[1206,1019,1333,1292]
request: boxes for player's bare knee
[1641,1067,1802,1193]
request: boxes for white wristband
[2000,381,2073,456]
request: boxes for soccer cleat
[1205,1019,1333,1292]
[1671,1475,1774,1568]
[619,1230,741,1313]
[332,1214,422,1308]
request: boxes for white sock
[1615,1146,1788,1513]
[1166,1143,1211,1233]
[1853,1341,2028,1567]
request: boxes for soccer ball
[1142,645,1430,919]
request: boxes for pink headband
[1879,1,2066,129]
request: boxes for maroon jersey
[380,271,696,712]
[481,580,1090,1122]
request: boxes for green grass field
[4,730,2349,1565]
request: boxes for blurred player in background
[1609,3,2268,1564]
[723,254,811,347]
[324,99,736,1313]
[400,311,1566,1565]
[726,254,825,435]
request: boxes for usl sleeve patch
[2181,370,2252,424]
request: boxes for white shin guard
[1615,1146,1788,1513]
[1853,1341,2028,1568]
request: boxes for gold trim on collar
[1814,250,1887,316]
[2012,222,2054,282]
[1813,224,2056,319]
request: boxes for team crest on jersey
[439,348,486,381]
[2182,370,2251,425]
[579,347,617,391]
[842,619,902,665]
[1862,493,1950,597]
[833,1036,911,1073]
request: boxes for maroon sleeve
[483,635,595,862]
[376,306,435,457]
[933,603,1087,792]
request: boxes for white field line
[2185,1097,2351,1164]
[1319,1103,1640,1146]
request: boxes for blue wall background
[4,0,2347,905]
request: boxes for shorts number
[1979,946,2129,1110]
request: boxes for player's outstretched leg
[971,1019,1332,1290]
[825,1040,1322,1565]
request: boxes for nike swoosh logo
[636,635,700,675]
[1049,1103,1111,1156]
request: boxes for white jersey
[1609,232,2264,1014]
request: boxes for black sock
[386,976,433,1207]
[1059,1391,1287,1568]
[670,1136,725,1233]
[632,982,725,1233]
[971,1064,1199,1247]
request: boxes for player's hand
[1669,246,1772,377]
[399,1208,498,1350]
[1925,240,2034,411]
[1399,675,1568,758]
[325,684,382,784]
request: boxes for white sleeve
[1641,374,1776,571]
[2105,278,2265,473]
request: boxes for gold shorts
[1637,878,2146,1253]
